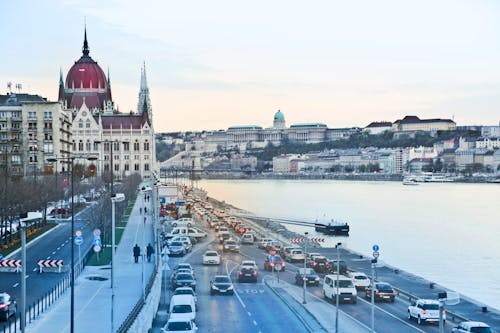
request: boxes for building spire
[82,24,90,56]
[140,61,148,90]
[59,67,64,86]
[137,62,152,121]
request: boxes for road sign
[93,229,101,237]
[75,230,82,237]
[93,238,101,247]
[372,251,380,258]
[175,201,185,206]
[93,245,101,253]
[372,244,379,252]
[75,236,83,245]
[274,263,282,271]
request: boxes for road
[155,221,457,333]
[0,204,96,329]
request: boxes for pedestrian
[133,244,141,263]
[144,206,148,214]
[146,243,154,262]
[140,207,143,214]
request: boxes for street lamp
[302,231,308,304]
[47,154,97,333]
[110,192,125,333]
[335,242,342,333]
[19,213,28,333]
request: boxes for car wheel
[407,311,412,320]
[417,316,422,325]
[172,223,177,227]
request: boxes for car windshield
[422,303,439,310]
[205,252,218,256]
[214,276,230,283]
[301,268,315,274]
[226,241,236,245]
[171,305,193,313]
[335,280,353,288]
[171,242,183,246]
[292,250,303,254]
[242,261,255,266]
[166,321,191,330]
[376,284,393,291]
[470,328,492,333]
[355,275,368,280]
[176,274,193,280]
[315,257,327,263]
[174,289,193,296]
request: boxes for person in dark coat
[133,244,141,263]
[146,243,154,262]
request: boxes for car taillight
[239,272,243,275]
[252,272,257,276]
[312,262,317,266]
[392,290,397,294]
[0,304,7,309]
[375,290,380,294]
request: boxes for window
[28,111,36,119]
[144,140,149,151]
[144,155,149,160]
[124,155,129,160]
[104,155,110,161]
[86,140,91,151]
[104,164,110,171]
[134,140,140,151]
[86,120,90,128]
[114,164,119,172]
[93,142,99,150]
[134,163,140,171]
[78,120,83,128]
[78,140,83,151]
[124,164,129,171]
[144,163,149,171]
[44,111,52,120]
[123,142,129,151]
[104,142,110,152]
[73,140,76,150]
[114,155,119,161]
[113,142,120,151]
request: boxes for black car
[237,267,258,283]
[210,275,234,295]
[295,268,320,286]
[0,293,16,321]
[311,256,329,273]
[365,282,396,302]
[171,273,197,291]
[327,260,348,274]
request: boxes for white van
[169,294,196,322]
[323,274,357,304]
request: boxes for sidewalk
[26,190,156,333]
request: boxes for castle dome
[274,110,285,121]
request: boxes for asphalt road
[153,219,460,333]
[0,204,96,329]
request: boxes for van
[323,275,357,304]
[169,294,196,322]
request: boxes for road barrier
[37,260,64,273]
[0,259,21,273]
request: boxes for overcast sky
[1,0,499,132]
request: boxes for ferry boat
[314,221,350,235]
[402,178,420,186]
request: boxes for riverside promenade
[26,191,156,333]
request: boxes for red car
[263,255,286,271]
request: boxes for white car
[347,271,371,290]
[171,217,193,228]
[407,299,445,325]
[162,319,198,332]
[241,260,258,270]
[202,250,221,265]
[452,321,492,333]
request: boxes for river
[197,179,500,310]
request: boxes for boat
[314,221,350,235]
[402,178,419,186]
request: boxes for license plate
[245,274,251,277]
[382,296,390,299]
[342,297,350,300]
[220,290,226,293]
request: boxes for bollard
[482,306,488,313]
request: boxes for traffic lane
[239,244,450,333]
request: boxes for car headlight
[211,285,219,290]
[227,285,234,290]
[315,277,320,280]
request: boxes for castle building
[56,28,156,179]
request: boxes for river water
[197,179,500,310]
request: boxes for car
[173,263,194,273]
[222,239,240,252]
[323,275,357,304]
[287,248,305,262]
[295,268,320,286]
[171,217,193,228]
[241,260,258,270]
[168,236,192,252]
[171,273,197,291]
[168,241,186,256]
[311,256,329,273]
[202,250,221,265]
[365,282,396,302]
[263,255,285,271]
[452,321,492,333]
[347,272,371,290]
[0,293,16,321]
[258,238,273,249]
[218,232,231,244]
[237,266,258,283]
[327,259,347,274]
[280,246,297,258]
[161,319,198,332]
[172,287,198,308]
[210,275,235,295]
[305,252,322,267]
[407,299,445,325]
[168,294,196,322]
[240,233,255,245]
[266,240,283,251]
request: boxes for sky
[1,0,500,132]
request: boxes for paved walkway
[26,189,156,333]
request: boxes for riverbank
[204,193,500,330]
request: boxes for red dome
[66,59,107,90]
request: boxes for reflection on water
[198,179,500,310]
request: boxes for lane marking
[56,247,61,250]
[47,256,51,259]
[32,268,37,272]
[13,283,19,288]
[247,311,252,316]
[253,320,258,326]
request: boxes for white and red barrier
[289,238,325,243]
[0,259,21,273]
[38,260,64,273]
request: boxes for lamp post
[302,231,308,304]
[47,154,97,333]
[19,214,28,333]
[371,245,380,333]
[110,193,125,333]
[335,242,342,333]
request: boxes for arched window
[78,140,83,151]
[86,140,91,151]
[144,140,149,151]
[134,140,140,151]
[78,120,83,128]
[86,120,91,128]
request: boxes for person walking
[146,243,154,262]
[133,244,141,263]
[140,207,143,215]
